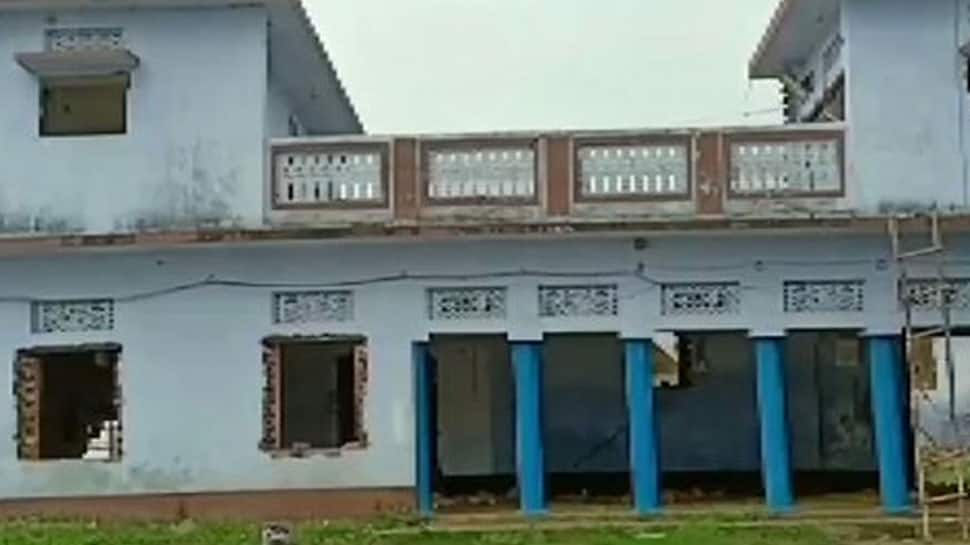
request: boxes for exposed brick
[392,139,419,221]
[695,132,726,216]
[545,136,572,217]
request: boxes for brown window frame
[14,343,123,462]
[39,75,129,138]
[260,335,369,458]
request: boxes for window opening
[14,345,122,461]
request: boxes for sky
[306,0,784,134]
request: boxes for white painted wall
[0,233,963,497]
[843,0,969,211]
[0,7,269,235]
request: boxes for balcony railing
[268,123,846,225]
[272,142,388,208]
[727,132,843,197]
[575,136,691,201]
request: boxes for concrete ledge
[4,213,969,258]
[0,487,415,521]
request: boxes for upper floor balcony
[10,119,952,252]
[268,123,848,232]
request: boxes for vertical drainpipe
[754,335,795,513]
[511,341,547,517]
[625,339,662,516]
[868,335,911,514]
[413,342,434,518]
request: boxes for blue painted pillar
[868,335,911,514]
[625,339,662,516]
[413,342,434,518]
[511,341,547,516]
[754,336,795,513]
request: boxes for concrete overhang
[16,50,139,80]
[749,0,841,79]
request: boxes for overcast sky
[307,0,783,134]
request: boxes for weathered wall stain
[118,141,244,232]
[846,0,969,209]
[877,200,969,215]
[1,7,269,239]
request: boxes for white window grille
[578,143,689,198]
[426,146,535,200]
[730,139,841,195]
[274,149,384,206]
[538,285,618,317]
[661,283,741,316]
[272,291,354,324]
[904,278,970,311]
[31,299,115,333]
[783,280,864,313]
[428,287,507,320]
[46,28,124,52]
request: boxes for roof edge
[285,0,363,133]
[749,0,795,79]
[10,212,970,258]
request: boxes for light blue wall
[844,0,969,211]
[266,76,301,139]
[0,233,942,498]
[0,7,269,235]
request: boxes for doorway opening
[655,331,763,503]
[786,330,878,497]
[429,334,516,509]
[543,332,629,503]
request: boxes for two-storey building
[0,0,965,520]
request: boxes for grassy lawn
[0,519,847,545]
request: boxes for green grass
[0,519,841,545]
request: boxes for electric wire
[0,255,947,305]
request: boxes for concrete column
[868,335,911,514]
[511,341,547,516]
[754,336,795,513]
[624,339,662,515]
[412,342,434,517]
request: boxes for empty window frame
[40,76,128,136]
[14,344,122,461]
[260,336,368,454]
